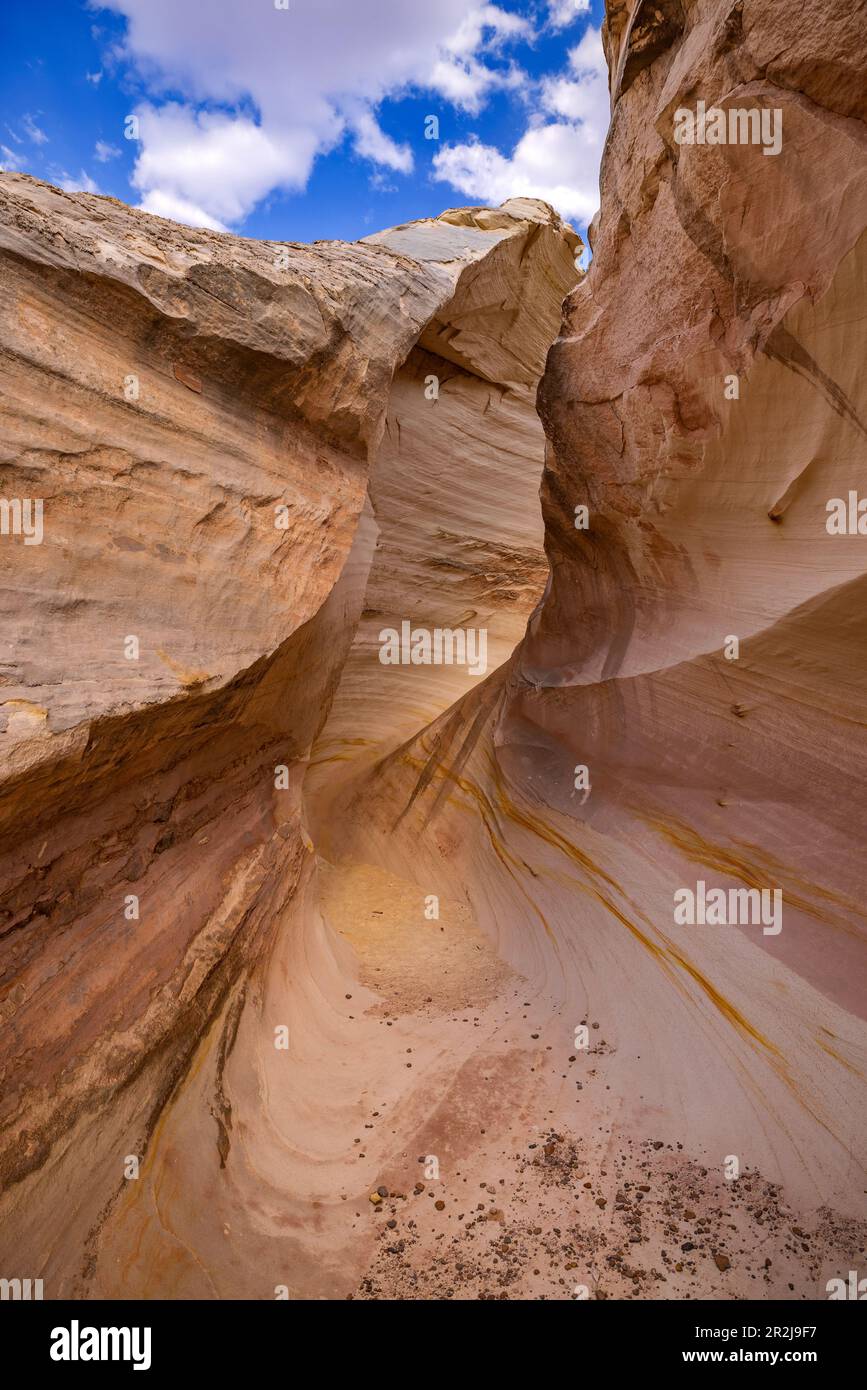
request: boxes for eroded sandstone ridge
[0,173,578,1294]
[1,0,866,1303]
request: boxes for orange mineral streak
[398,742,781,1060]
[646,815,865,939]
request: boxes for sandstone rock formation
[327,0,867,1297]
[0,172,579,1295]
[1,0,866,1303]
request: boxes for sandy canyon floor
[314,860,866,1301]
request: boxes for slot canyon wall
[1,0,866,1302]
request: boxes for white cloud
[446,4,533,57]
[369,169,398,195]
[426,56,495,114]
[130,103,317,227]
[547,0,591,29]
[428,54,527,115]
[90,0,533,227]
[138,187,228,231]
[349,109,413,175]
[84,1,607,233]
[540,24,609,123]
[22,113,48,145]
[94,139,121,161]
[433,123,598,223]
[86,70,103,84]
[58,169,100,193]
[429,4,532,113]
[432,24,608,226]
[0,145,24,172]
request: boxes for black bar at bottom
[3,1296,861,1374]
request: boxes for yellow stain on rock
[2,699,49,721]
[646,812,862,934]
[396,742,782,1060]
[156,648,211,689]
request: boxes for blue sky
[0,0,608,245]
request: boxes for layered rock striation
[0,174,579,1295]
[336,0,867,1262]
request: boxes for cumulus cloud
[432,25,609,225]
[540,23,609,123]
[130,103,317,228]
[547,0,591,30]
[433,122,599,222]
[137,187,228,232]
[429,3,533,113]
[86,1,608,232]
[91,0,534,227]
[446,4,533,56]
[348,109,413,175]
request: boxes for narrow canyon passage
[1,0,866,1305]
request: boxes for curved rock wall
[0,176,580,1296]
[330,0,867,1297]
[309,201,578,817]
